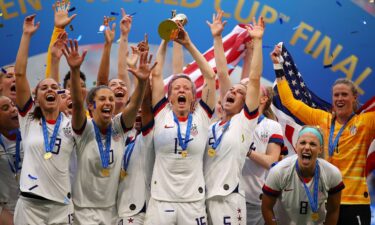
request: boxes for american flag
[163,24,251,98]
[271,43,375,177]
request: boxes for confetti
[69,24,74,31]
[68,6,76,12]
[227,64,235,69]
[110,12,119,16]
[307,50,313,54]
[76,35,82,42]
[350,30,359,34]
[279,18,283,24]
[108,16,116,21]
[1,68,6,73]
[292,24,300,30]
[336,1,342,6]
[0,12,3,17]
[116,38,121,43]
[324,64,333,68]
[28,174,37,180]
[99,25,106,32]
[93,81,97,86]
[363,20,367,25]
[129,12,137,17]
[57,90,66,94]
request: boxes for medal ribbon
[92,121,112,168]
[295,160,320,213]
[123,134,138,171]
[328,113,355,156]
[211,120,231,149]
[41,113,62,154]
[173,113,193,151]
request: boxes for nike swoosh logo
[164,125,174,128]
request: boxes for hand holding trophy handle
[158,10,188,41]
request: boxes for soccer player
[13,14,76,225]
[262,126,344,225]
[63,38,155,225]
[0,66,16,103]
[0,95,22,225]
[272,44,375,225]
[144,22,216,224]
[204,12,264,224]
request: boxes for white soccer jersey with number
[241,117,284,205]
[263,155,345,225]
[151,98,213,202]
[204,105,259,199]
[18,99,75,204]
[73,114,128,208]
[0,135,23,211]
[117,122,155,217]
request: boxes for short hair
[63,70,87,89]
[167,74,196,98]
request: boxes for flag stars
[285,61,291,67]
[288,70,294,76]
[300,82,305,87]
[294,90,300,96]
[283,51,289,57]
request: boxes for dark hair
[86,85,113,112]
[31,80,44,120]
[332,78,359,112]
[63,70,87,89]
[167,74,196,98]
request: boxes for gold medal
[44,152,52,160]
[208,148,216,157]
[101,168,110,177]
[181,150,187,158]
[120,169,127,180]
[311,212,319,221]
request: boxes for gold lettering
[304,30,321,54]
[0,0,19,19]
[214,0,231,17]
[312,36,343,66]
[164,0,178,5]
[331,55,357,80]
[181,0,201,8]
[259,5,277,24]
[353,67,371,95]
[18,0,42,14]
[234,0,259,24]
[290,22,314,46]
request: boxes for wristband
[273,64,283,70]
[274,69,285,78]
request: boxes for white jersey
[0,134,23,211]
[117,122,155,217]
[263,155,345,225]
[73,114,128,208]
[204,105,259,199]
[18,99,75,204]
[241,117,284,205]
[151,98,213,202]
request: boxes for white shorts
[73,204,117,225]
[206,193,246,225]
[117,212,145,225]
[144,198,206,225]
[14,195,74,225]
[246,202,263,225]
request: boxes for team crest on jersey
[63,126,73,138]
[190,123,198,136]
[260,131,269,143]
[349,125,357,135]
[112,127,121,142]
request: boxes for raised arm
[96,16,116,86]
[15,14,40,109]
[207,9,230,102]
[141,79,153,127]
[62,39,87,131]
[122,51,157,129]
[241,40,254,81]
[117,8,132,95]
[172,42,184,74]
[151,40,167,107]
[50,31,68,81]
[175,24,216,109]
[46,1,76,81]
[245,17,264,112]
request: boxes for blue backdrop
[0,0,374,102]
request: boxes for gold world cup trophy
[158,10,188,41]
